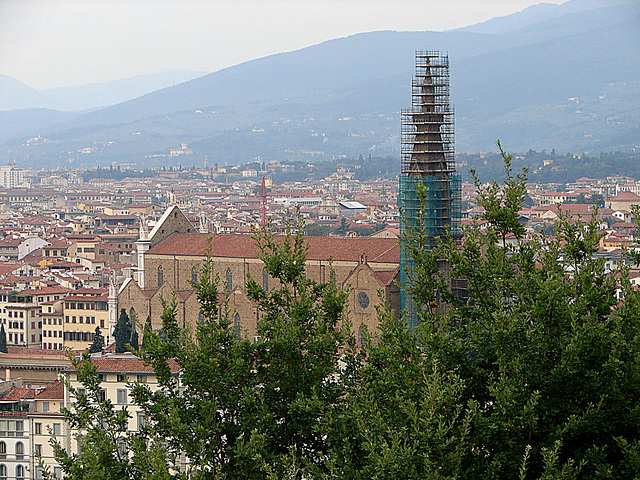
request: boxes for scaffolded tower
[399,51,461,331]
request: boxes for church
[114,206,400,344]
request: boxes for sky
[1,0,563,90]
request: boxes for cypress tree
[114,309,131,354]
[141,316,152,350]
[88,326,104,354]
[0,324,7,353]
[130,329,139,351]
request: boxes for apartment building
[62,354,180,462]
[0,165,25,189]
[0,387,32,480]
[30,381,64,479]
[39,301,64,351]
[62,290,108,351]
[0,287,107,352]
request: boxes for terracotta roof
[73,288,108,296]
[611,192,640,202]
[0,263,20,276]
[64,294,108,302]
[46,240,70,249]
[5,346,68,357]
[35,380,64,400]
[69,355,180,374]
[175,290,194,302]
[12,286,73,296]
[1,387,35,402]
[0,237,21,247]
[148,233,399,264]
[534,204,614,217]
[373,268,400,286]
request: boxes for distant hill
[1,0,638,168]
[0,70,207,112]
[0,75,41,111]
[0,109,81,147]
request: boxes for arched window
[0,464,6,479]
[262,268,269,293]
[15,442,23,459]
[130,308,136,323]
[157,265,164,286]
[234,313,241,340]
[226,268,232,292]
[15,464,24,479]
[191,266,198,285]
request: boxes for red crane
[259,176,268,227]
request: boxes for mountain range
[1,0,638,169]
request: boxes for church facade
[115,206,400,344]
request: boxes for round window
[357,292,370,309]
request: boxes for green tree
[88,326,104,353]
[471,140,527,247]
[141,315,152,350]
[323,307,473,479]
[0,324,7,353]
[245,214,350,478]
[398,143,640,479]
[130,328,139,351]
[325,142,640,479]
[132,215,350,478]
[43,352,173,480]
[46,144,640,479]
[336,216,349,236]
[132,267,258,478]
[114,309,132,354]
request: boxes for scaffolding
[399,50,461,331]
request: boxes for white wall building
[0,165,25,189]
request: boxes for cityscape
[0,0,639,478]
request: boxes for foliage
[42,352,173,480]
[459,150,640,185]
[140,316,152,350]
[131,214,350,478]
[323,306,474,479]
[471,140,528,246]
[88,326,105,354]
[397,143,640,479]
[335,217,349,236]
[114,308,133,354]
[130,329,139,351]
[0,324,7,353]
[245,213,350,478]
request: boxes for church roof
[148,233,399,264]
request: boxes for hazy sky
[1,0,563,90]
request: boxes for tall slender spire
[135,214,151,289]
[139,214,149,241]
[399,51,461,331]
[107,273,118,345]
[259,176,268,227]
